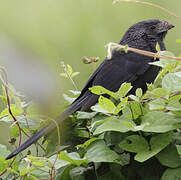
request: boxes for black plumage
[6,19,174,160]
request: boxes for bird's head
[120,19,174,51]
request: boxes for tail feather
[6,95,89,160]
[6,125,54,160]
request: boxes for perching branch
[106,42,181,61]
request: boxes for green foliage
[161,167,181,180]
[59,151,88,166]
[1,51,181,179]
[60,62,80,79]
[84,140,120,163]
[156,145,181,168]
[119,133,173,162]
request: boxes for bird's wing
[83,51,152,93]
[74,51,153,110]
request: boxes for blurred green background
[0,0,180,145]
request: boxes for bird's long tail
[6,95,89,160]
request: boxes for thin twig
[61,62,78,91]
[35,167,50,174]
[23,111,40,156]
[112,0,181,21]
[48,118,61,180]
[0,68,22,147]
[21,128,46,152]
[5,83,22,147]
[0,158,16,177]
[23,112,30,129]
[67,72,78,91]
[107,42,181,61]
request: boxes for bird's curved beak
[168,22,175,30]
[159,20,175,33]
[163,20,174,30]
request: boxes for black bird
[6,19,174,160]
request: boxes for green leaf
[118,82,132,98]
[60,73,68,78]
[76,111,97,119]
[19,167,36,176]
[91,104,111,114]
[0,158,9,173]
[149,98,166,110]
[150,88,169,98]
[55,164,75,180]
[69,167,86,180]
[128,94,139,102]
[85,140,120,163]
[129,101,142,119]
[149,60,164,67]
[0,115,40,129]
[0,145,11,173]
[176,145,181,156]
[59,151,88,166]
[27,175,38,180]
[78,130,89,138]
[77,138,100,149]
[32,161,45,167]
[63,94,76,104]
[156,42,160,52]
[71,72,80,78]
[155,68,169,82]
[136,88,142,98]
[159,51,176,65]
[48,155,70,169]
[162,72,181,93]
[141,111,181,133]
[166,95,181,111]
[27,155,50,168]
[161,167,181,180]
[94,116,136,135]
[67,64,73,75]
[150,51,177,68]
[23,155,68,179]
[119,135,149,153]
[10,125,20,138]
[7,167,19,175]
[119,133,173,162]
[98,96,116,114]
[90,114,108,132]
[0,104,23,118]
[114,97,128,114]
[0,144,11,158]
[89,86,117,99]
[156,145,181,168]
[104,131,125,146]
[69,90,81,96]
[142,133,173,161]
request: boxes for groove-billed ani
[6,19,174,160]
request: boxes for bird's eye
[150,26,156,30]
